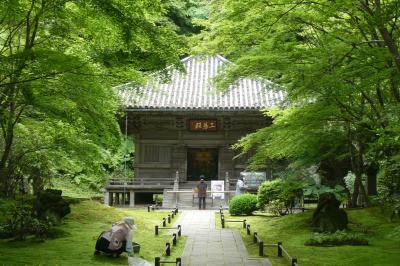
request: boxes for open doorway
[187,148,218,181]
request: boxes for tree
[0,0,185,197]
[197,0,400,206]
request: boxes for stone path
[173,210,271,266]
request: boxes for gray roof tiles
[118,55,284,111]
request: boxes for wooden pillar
[109,192,114,206]
[116,193,120,205]
[129,191,135,207]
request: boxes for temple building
[105,55,284,207]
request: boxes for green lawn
[219,208,400,266]
[0,200,186,265]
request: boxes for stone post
[104,190,109,205]
[225,171,230,204]
[129,191,135,207]
[173,170,179,206]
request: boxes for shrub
[305,230,368,246]
[229,194,258,215]
[266,200,286,216]
[154,194,163,206]
[0,203,55,240]
[0,190,70,240]
[257,179,303,210]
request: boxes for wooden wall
[125,111,270,181]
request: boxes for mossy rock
[312,192,348,232]
[34,189,71,224]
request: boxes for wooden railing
[107,178,174,187]
[219,207,298,266]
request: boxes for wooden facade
[129,111,270,182]
[105,55,284,207]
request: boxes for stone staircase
[162,181,234,209]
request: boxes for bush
[266,200,286,216]
[154,194,163,206]
[305,230,368,246]
[229,194,258,215]
[257,179,303,210]
[0,202,50,240]
[0,190,70,240]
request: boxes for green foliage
[257,178,303,210]
[153,194,163,205]
[198,0,400,206]
[388,226,400,240]
[305,230,368,246]
[0,0,187,197]
[0,190,70,240]
[303,184,347,203]
[229,193,258,215]
[266,199,286,216]
[0,200,52,240]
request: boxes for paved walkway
[173,210,271,266]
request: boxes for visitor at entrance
[197,177,208,209]
[235,175,248,196]
[94,217,135,257]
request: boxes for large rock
[34,189,70,223]
[312,192,348,232]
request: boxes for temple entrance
[187,148,218,181]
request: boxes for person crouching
[94,217,135,257]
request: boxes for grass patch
[218,208,400,266]
[0,200,185,265]
[50,178,103,199]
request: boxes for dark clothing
[95,231,126,255]
[198,196,206,209]
[197,181,207,209]
[197,181,207,197]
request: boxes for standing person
[235,175,248,196]
[197,177,207,209]
[94,217,136,257]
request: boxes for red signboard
[189,120,217,132]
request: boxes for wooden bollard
[165,242,171,256]
[176,257,182,266]
[155,225,159,235]
[163,218,166,227]
[168,214,171,223]
[278,242,283,257]
[243,219,246,228]
[155,257,160,266]
[173,233,177,245]
[259,241,264,256]
[178,225,181,236]
[292,258,298,266]
[253,232,258,243]
[246,224,251,235]
[221,216,225,228]
[148,206,151,212]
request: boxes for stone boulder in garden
[312,192,348,232]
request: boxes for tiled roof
[117,55,285,111]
